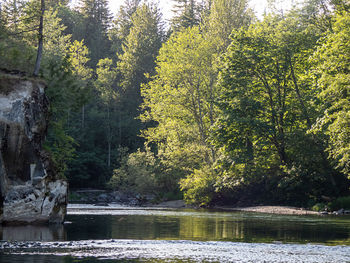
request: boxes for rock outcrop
[0,71,67,224]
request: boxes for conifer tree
[117,2,164,150]
[171,0,201,31]
[79,0,112,67]
[46,0,69,9]
[33,0,44,76]
[109,0,141,55]
[203,0,253,50]
[1,0,26,32]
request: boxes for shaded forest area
[0,0,349,209]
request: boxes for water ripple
[2,239,350,263]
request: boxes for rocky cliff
[0,71,67,224]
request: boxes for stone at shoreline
[69,190,155,206]
[0,72,67,224]
[216,205,319,215]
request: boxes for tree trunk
[81,105,85,129]
[33,0,45,77]
[107,104,111,167]
[0,2,2,24]
[119,107,122,146]
[108,141,111,167]
[289,57,336,186]
[289,58,312,128]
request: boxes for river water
[1,204,350,262]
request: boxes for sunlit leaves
[141,27,217,171]
[95,58,117,102]
[68,40,92,82]
[312,11,350,177]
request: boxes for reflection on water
[0,255,142,263]
[1,206,350,263]
[64,208,350,245]
[0,224,66,241]
[0,255,65,263]
[1,207,350,245]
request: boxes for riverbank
[215,205,319,215]
[3,203,350,263]
[153,201,319,215]
[68,190,328,216]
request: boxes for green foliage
[118,2,163,92]
[328,196,350,210]
[43,58,89,116]
[44,120,76,179]
[68,191,84,202]
[1,0,27,32]
[45,0,70,9]
[56,5,85,41]
[67,1,164,189]
[171,0,202,31]
[67,150,110,188]
[0,1,36,71]
[78,0,112,67]
[68,40,92,82]
[180,166,218,206]
[311,10,350,178]
[2,0,349,206]
[141,26,218,180]
[95,58,117,101]
[109,0,141,55]
[213,12,348,205]
[312,202,327,211]
[161,191,183,202]
[108,147,163,194]
[203,0,253,50]
[0,36,36,71]
[43,8,72,59]
[42,58,88,177]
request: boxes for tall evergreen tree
[95,58,118,167]
[66,1,164,188]
[33,0,45,76]
[46,0,69,9]
[171,0,202,31]
[107,2,163,153]
[79,0,112,67]
[109,0,141,55]
[1,0,26,32]
[118,2,163,97]
[203,0,253,50]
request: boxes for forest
[0,0,349,209]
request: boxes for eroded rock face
[0,73,67,224]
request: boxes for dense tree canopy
[170,0,202,31]
[0,0,349,208]
[78,0,112,67]
[141,26,218,176]
[312,9,350,177]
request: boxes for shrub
[328,196,350,211]
[312,202,327,212]
[108,147,162,194]
[180,166,218,207]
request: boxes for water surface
[1,204,350,262]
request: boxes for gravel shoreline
[215,205,319,215]
[149,200,319,215]
[68,200,320,215]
